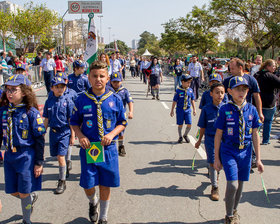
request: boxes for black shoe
[98,220,108,224]
[178,137,183,143]
[118,145,126,157]
[54,180,66,194]
[89,202,98,223]
[183,135,190,143]
[31,192,38,214]
[251,160,257,168]
[156,95,160,100]
[152,96,155,100]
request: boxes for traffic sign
[68,1,102,14]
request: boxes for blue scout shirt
[114,86,133,108]
[68,73,91,95]
[43,95,74,129]
[151,64,162,76]
[0,106,46,149]
[48,87,78,103]
[199,90,228,109]
[198,102,224,136]
[223,74,260,103]
[70,88,127,142]
[173,87,195,111]
[215,102,262,149]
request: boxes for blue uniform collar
[88,88,111,100]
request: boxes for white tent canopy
[142,49,152,56]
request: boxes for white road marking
[161,102,169,110]
[189,135,207,160]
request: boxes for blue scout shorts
[4,148,42,194]
[49,129,71,157]
[176,109,192,125]
[79,143,120,189]
[220,142,252,181]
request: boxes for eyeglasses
[5,88,20,94]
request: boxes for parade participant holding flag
[70,61,127,224]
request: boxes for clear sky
[9,0,210,47]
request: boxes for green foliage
[12,2,61,54]
[138,31,157,50]
[105,40,130,55]
[0,11,14,51]
[210,0,280,55]
[137,31,165,56]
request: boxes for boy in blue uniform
[110,72,134,157]
[195,83,226,201]
[214,77,264,224]
[15,63,27,75]
[0,74,46,224]
[170,74,196,143]
[43,77,75,194]
[199,73,228,109]
[68,60,91,96]
[70,61,127,224]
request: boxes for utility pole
[62,9,69,54]
[108,27,111,48]
[98,15,103,43]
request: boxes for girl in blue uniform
[110,72,134,157]
[149,57,163,100]
[214,77,264,224]
[0,74,46,224]
[70,61,127,224]
[43,77,75,194]
[68,60,91,96]
[195,83,225,201]
[170,74,196,143]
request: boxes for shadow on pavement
[261,159,280,167]
[128,141,175,145]
[65,217,92,223]
[127,182,210,200]
[241,188,280,209]
[131,220,224,224]
[0,214,51,224]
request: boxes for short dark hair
[89,61,108,72]
[230,58,245,70]
[210,82,225,92]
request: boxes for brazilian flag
[86,142,105,164]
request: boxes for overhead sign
[68,1,102,14]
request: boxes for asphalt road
[0,72,280,224]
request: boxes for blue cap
[16,63,26,71]
[110,72,122,82]
[229,76,249,89]
[181,74,193,82]
[5,74,31,86]
[55,71,68,80]
[51,77,66,86]
[209,73,222,82]
[73,60,85,68]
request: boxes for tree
[138,31,157,50]
[0,11,14,52]
[210,0,280,56]
[105,40,130,55]
[12,2,61,54]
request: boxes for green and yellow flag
[86,142,105,164]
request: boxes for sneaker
[22,221,31,224]
[183,135,190,143]
[118,145,126,157]
[233,210,240,224]
[89,202,98,223]
[178,137,183,144]
[152,96,155,100]
[156,95,160,100]
[98,220,108,224]
[210,186,219,201]
[30,192,38,214]
[54,180,66,194]
[224,215,235,224]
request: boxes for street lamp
[108,27,112,48]
[98,15,103,43]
